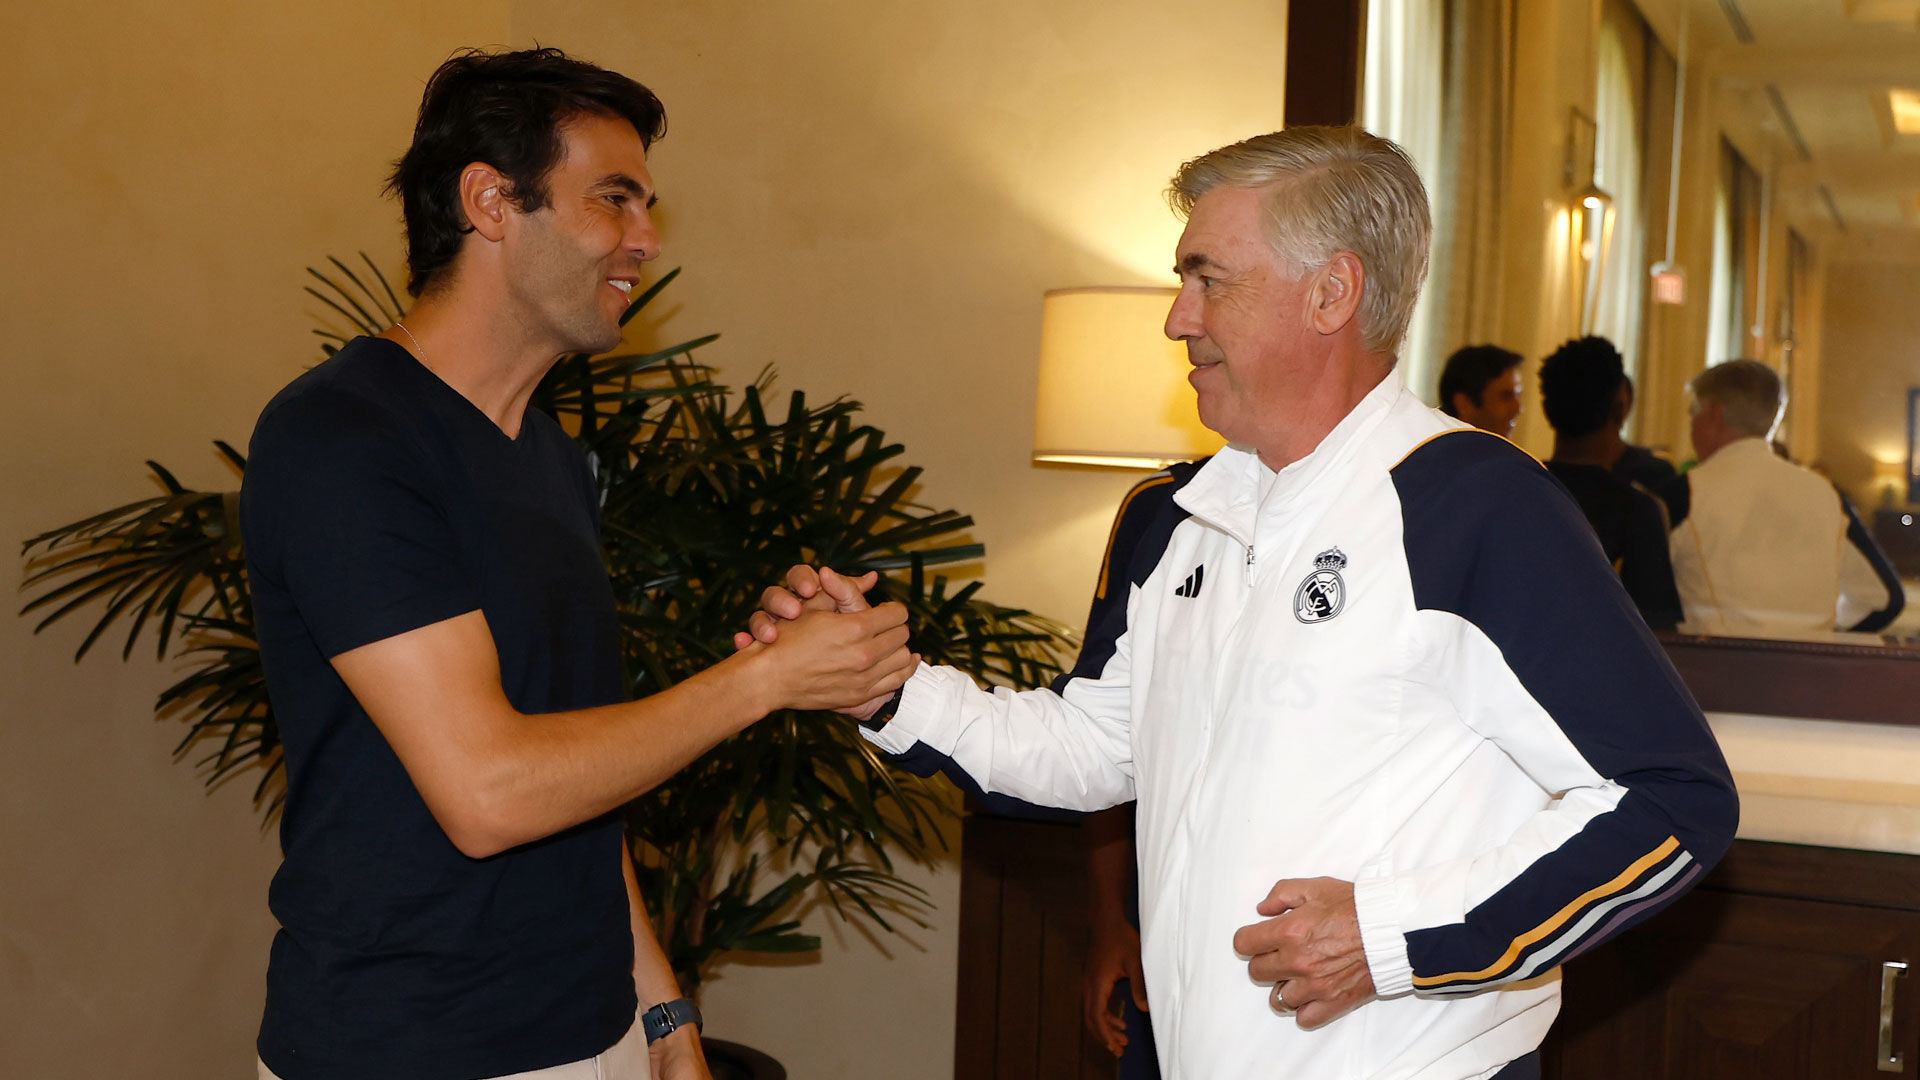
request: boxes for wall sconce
[1565,108,1615,334]
[1032,287,1225,470]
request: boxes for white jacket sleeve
[1356,440,1738,999]
[862,651,1137,812]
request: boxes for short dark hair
[387,48,667,297]
[1538,335,1625,438]
[1437,344,1522,417]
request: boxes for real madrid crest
[1294,547,1348,623]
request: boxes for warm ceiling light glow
[1891,89,1920,134]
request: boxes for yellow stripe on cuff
[1412,835,1680,989]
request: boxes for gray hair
[1168,126,1432,356]
[1689,358,1783,439]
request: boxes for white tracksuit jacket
[867,376,1737,1079]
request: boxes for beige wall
[1818,259,1920,510]
[2,2,1289,1077]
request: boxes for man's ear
[1309,252,1366,337]
[459,163,510,242]
[1449,391,1475,419]
[1611,381,1633,427]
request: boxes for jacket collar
[1175,371,1405,545]
[1700,436,1774,472]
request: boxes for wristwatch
[641,997,702,1044]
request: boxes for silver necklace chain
[394,320,428,364]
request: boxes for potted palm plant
[20,256,1077,1076]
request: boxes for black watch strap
[859,687,905,732]
[641,996,702,1044]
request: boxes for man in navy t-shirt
[241,48,917,1080]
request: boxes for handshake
[730,564,918,723]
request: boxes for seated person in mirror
[1668,358,1903,637]
[1438,344,1524,439]
[1609,375,1682,519]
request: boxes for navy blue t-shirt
[241,336,635,1080]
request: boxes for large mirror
[1374,0,1920,656]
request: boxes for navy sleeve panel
[1391,431,1738,995]
[1837,483,1905,633]
[1050,461,1204,693]
[1618,486,1682,631]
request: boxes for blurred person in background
[1670,358,1902,637]
[1437,344,1524,438]
[1537,336,1682,630]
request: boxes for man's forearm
[624,845,706,1066]
[624,843,687,1006]
[374,642,778,858]
[335,607,913,858]
[453,657,779,855]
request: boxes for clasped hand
[1233,876,1377,1030]
[735,565,915,720]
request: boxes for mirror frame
[1659,632,1920,727]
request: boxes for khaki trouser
[258,1009,648,1080]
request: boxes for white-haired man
[751,127,1738,1079]
[1670,358,1903,636]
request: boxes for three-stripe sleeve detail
[1412,837,1697,995]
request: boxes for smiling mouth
[607,279,636,296]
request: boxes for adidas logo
[1173,564,1206,598]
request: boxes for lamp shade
[1031,287,1225,469]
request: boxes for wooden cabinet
[954,818,1920,1080]
[954,812,1114,1080]
[1546,841,1920,1079]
